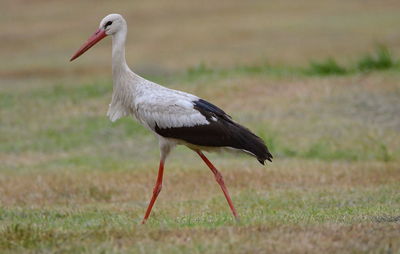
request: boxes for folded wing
[136,91,273,164]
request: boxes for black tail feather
[227,121,273,165]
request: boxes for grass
[180,46,400,81]
[0,161,399,253]
[1,51,400,253]
[1,0,400,253]
[1,67,400,253]
[1,53,400,253]
[357,45,397,72]
[305,58,348,76]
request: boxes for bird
[70,14,272,224]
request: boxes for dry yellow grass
[0,160,398,207]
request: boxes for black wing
[155,99,273,164]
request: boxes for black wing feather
[194,99,231,120]
[155,99,273,164]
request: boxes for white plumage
[70,14,272,223]
[106,69,210,146]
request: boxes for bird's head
[70,13,126,61]
[100,14,126,36]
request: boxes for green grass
[177,46,400,83]
[30,82,111,103]
[0,185,399,253]
[305,58,348,76]
[1,185,398,228]
[357,46,397,72]
[0,54,398,154]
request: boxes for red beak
[70,29,107,61]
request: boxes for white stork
[70,14,272,224]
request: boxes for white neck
[107,23,141,122]
[111,26,129,78]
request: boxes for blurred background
[0,0,400,253]
[2,0,400,75]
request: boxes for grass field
[1,0,400,253]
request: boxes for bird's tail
[228,121,273,165]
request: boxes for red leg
[142,160,165,224]
[196,151,239,219]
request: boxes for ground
[0,0,400,253]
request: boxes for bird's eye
[104,21,113,28]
